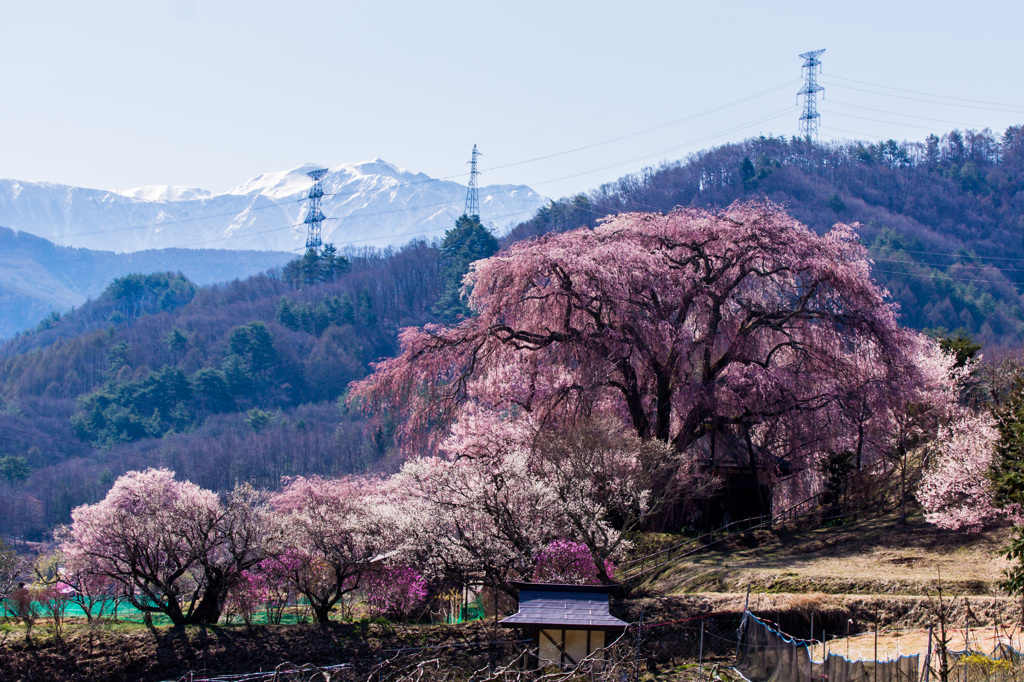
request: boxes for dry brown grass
[645,512,1013,597]
[818,626,1024,661]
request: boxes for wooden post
[699,619,705,681]
[965,598,970,652]
[737,586,751,659]
[825,632,830,682]
[922,625,933,682]
[635,606,643,682]
[874,608,879,682]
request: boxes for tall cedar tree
[433,214,499,323]
[992,381,1024,597]
[992,380,1024,510]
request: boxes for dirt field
[813,626,1024,661]
[0,620,525,682]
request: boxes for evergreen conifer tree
[433,214,499,323]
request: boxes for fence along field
[165,610,1024,682]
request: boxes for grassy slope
[625,513,1020,666]
[641,512,1012,598]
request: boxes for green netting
[1,597,318,626]
[3,595,483,626]
[2,598,169,623]
[454,596,486,624]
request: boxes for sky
[1,0,1023,201]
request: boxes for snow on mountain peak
[226,164,325,199]
[346,158,409,178]
[116,186,213,202]
[0,160,548,254]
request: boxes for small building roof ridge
[509,581,618,593]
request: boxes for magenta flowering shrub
[363,565,428,621]
[533,540,614,585]
[225,556,300,625]
[225,569,271,626]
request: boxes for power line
[388,56,800,163]
[825,74,1024,111]
[823,109,954,133]
[528,108,794,188]
[820,80,1024,115]
[10,79,801,248]
[825,99,980,128]
[4,103,802,257]
[18,79,804,249]
[820,126,890,141]
[871,246,1024,265]
[872,256,1024,275]
[481,80,799,174]
[871,267,1022,287]
[3,74,1017,261]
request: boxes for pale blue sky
[1,0,1022,200]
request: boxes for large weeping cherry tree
[351,201,934,518]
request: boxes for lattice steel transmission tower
[304,168,328,250]
[797,49,825,140]
[464,144,481,218]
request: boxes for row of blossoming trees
[54,425,632,628]
[57,201,1002,627]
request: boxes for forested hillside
[511,127,1024,346]
[0,243,446,538]
[1,127,1023,540]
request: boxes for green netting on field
[3,595,484,626]
[461,597,486,623]
[2,598,167,623]
[1,598,318,626]
[444,596,485,624]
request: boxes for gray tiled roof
[498,583,628,631]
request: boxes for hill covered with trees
[1,127,1023,540]
[0,243,445,538]
[511,126,1024,347]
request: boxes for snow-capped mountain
[0,160,547,254]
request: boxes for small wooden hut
[498,582,627,668]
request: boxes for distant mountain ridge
[0,226,293,338]
[0,160,547,253]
